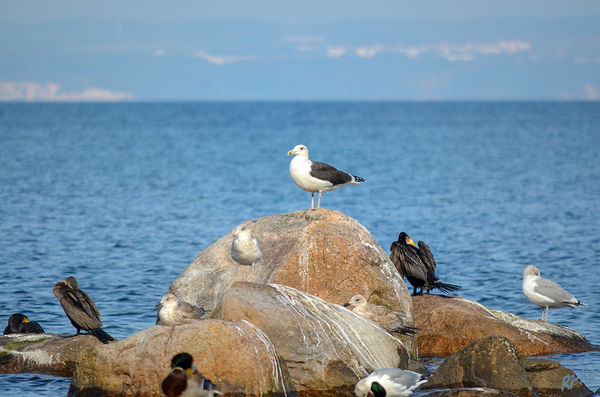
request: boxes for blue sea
[1,102,599,396]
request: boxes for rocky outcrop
[422,336,593,397]
[170,209,416,355]
[419,388,519,396]
[522,358,593,397]
[69,320,295,397]
[0,333,105,377]
[213,282,408,396]
[413,295,595,357]
[423,336,536,397]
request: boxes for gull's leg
[311,193,314,209]
[317,192,322,208]
[541,307,544,321]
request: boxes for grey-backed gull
[287,144,365,209]
[522,265,583,322]
[343,294,417,336]
[354,368,426,397]
[156,293,206,326]
[230,224,262,266]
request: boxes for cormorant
[156,293,205,326]
[162,353,222,397]
[53,276,114,344]
[288,144,365,209]
[390,232,461,296]
[354,368,427,397]
[3,313,45,335]
[343,295,417,336]
[522,265,583,322]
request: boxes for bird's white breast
[522,276,555,306]
[289,156,333,193]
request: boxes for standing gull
[390,232,461,296]
[53,276,114,344]
[343,295,417,336]
[3,313,45,335]
[355,368,427,397]
[230,224,262,266]
[522,265,583,322]
[162,352,222,397]
[156,293,206,326]
[287,144,365,209]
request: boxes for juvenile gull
[162,353,222,397]
[230,224,262,266]
[522,265,583,322]
[355,368,426,397]
[287,144,365,209]
[3,313,45,335]
[390,232,461,296]
[343,295,417,336]
[156,293,206,326]
[53,276,114,344]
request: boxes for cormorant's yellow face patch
[407,237,415,246]
[23,317,30,323]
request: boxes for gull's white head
[156,292,178,309]
[233,224,252,240]
[287,144,309,158]
[343,294,368,310]
[523,265,540,278]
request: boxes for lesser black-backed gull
[343,295,417,336]
[522,265,583,322]
[230,224,262,266]
[390,232,461,296]
[287,144,365,209]
[53,276,114,344]
[156,293,206,326]
[354,368,427,397]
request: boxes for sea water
[0,102,598,395]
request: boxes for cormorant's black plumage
[390,232,461,295]
[53,276,114,344]
[3,313,45,335]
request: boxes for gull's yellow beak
[287,150,294,155]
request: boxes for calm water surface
[1,102,599,395]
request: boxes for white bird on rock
[355,368,426,397]
[156,293,206,326]
[522,265,583,322]
[287,144,365,209]
[230,224,262,266]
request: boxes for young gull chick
[287,144,365,209]
[390,232,461,296]
[156,293,206,326]
[522,264,583,322]
[3,313,45,335]
[162,352,222,397]
[343,294,417,336]
[53,276,114,344]
[355,368,426,397]
[230,224,262,266]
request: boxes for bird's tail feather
[391,326,419,336]
[91,328,114,344]
[435,282,462,293]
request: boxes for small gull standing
[156,293,206,326]
[354,368,426,397]
[230,224,262,266]
[343,295,417,336]
[522,265,583,322]
[287,144,365,209]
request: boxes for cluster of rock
[0,209,596,396]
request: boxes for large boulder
[170,209,416,355]
[422,336,536,397]
[69,320,295,397]
[0,334,102,377]
[413,295,595,357]
[522,358,593,397]
[213,282,408,396]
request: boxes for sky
[1,0,600,101]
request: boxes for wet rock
[0,333,104,377]
[69,320,295,397]
[413,295,594,357]
[522,358,593,397]
[213,282,408,396]
[422,336,536,397]
[170,209,416,356]
[418,388,519,396]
